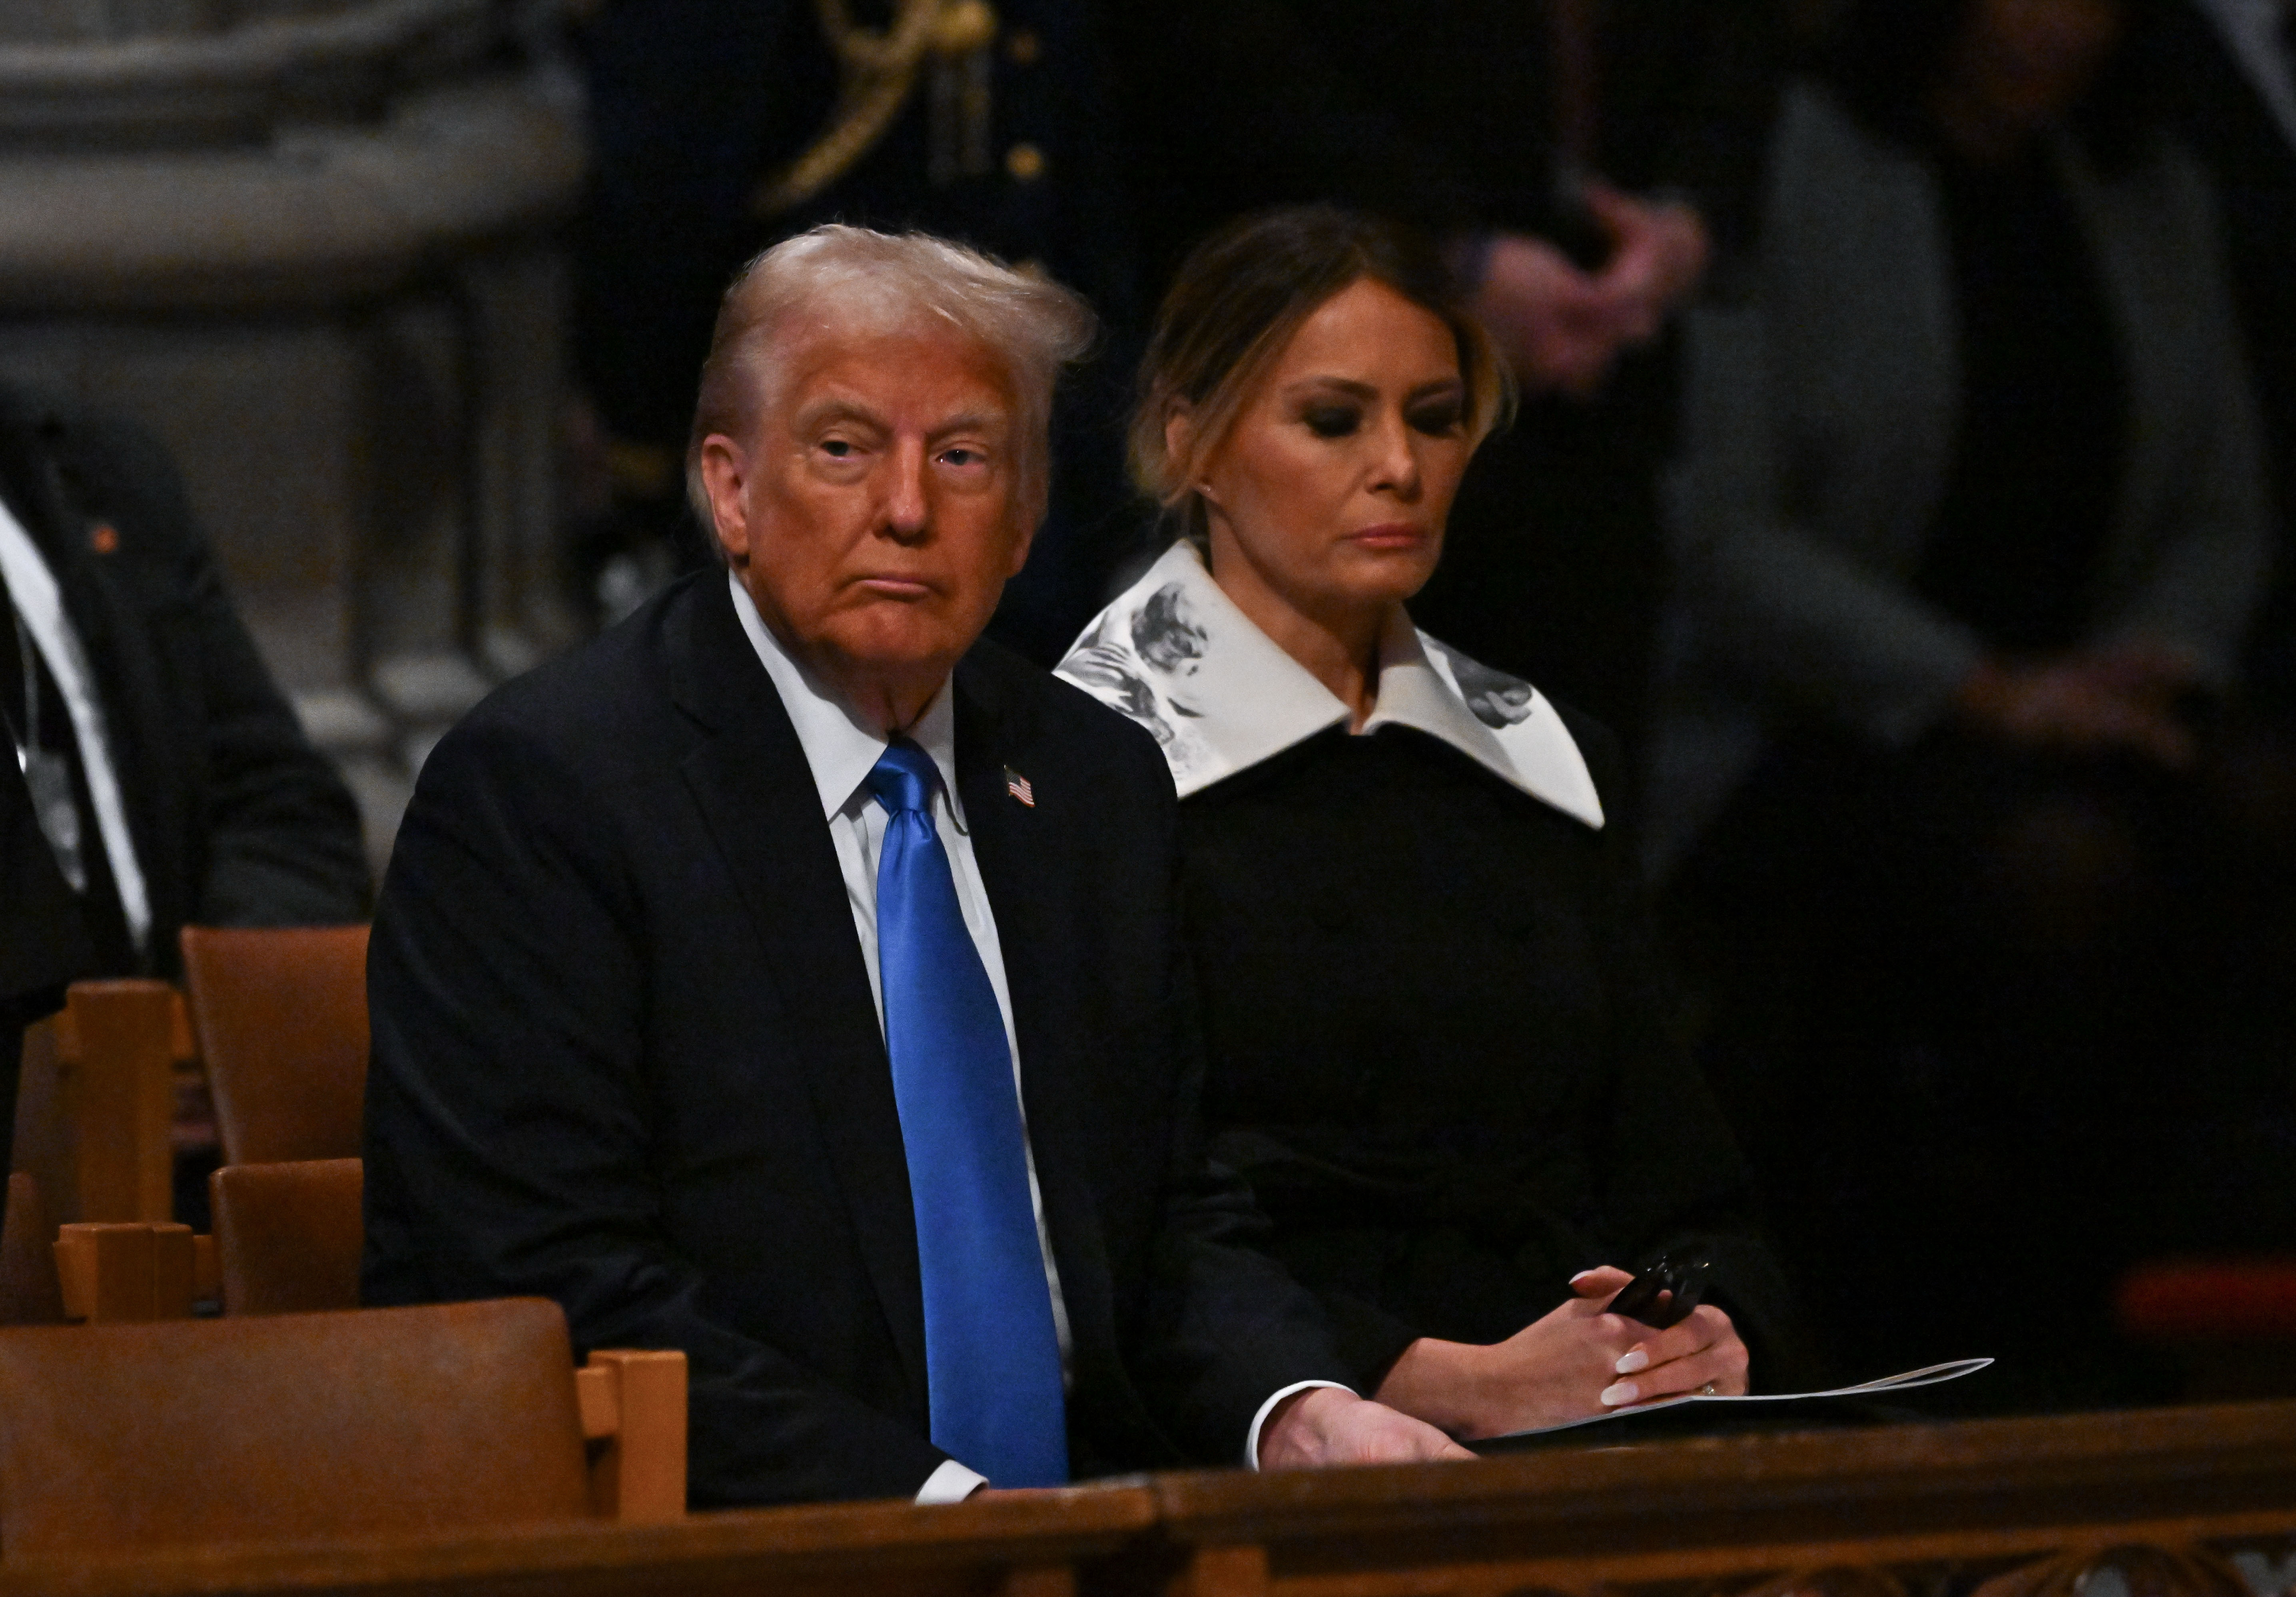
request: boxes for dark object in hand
[1607,1252,1711,1329]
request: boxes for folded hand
[1373,1265,1749,1440]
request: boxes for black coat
[0,386,367,980]
[1175,712,1809,1390]
[361,572,1353,1507]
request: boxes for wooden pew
[50,1158,366,1322]
[1148,1403,2296,1597]
[0,1480,1157,1597]
[11,982,193,1227]
[177,925,369,1166]
[0,1299,688,1554]
[0,1406,2293,1597]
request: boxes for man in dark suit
[1,383,368,1226]
[363,225,1465,1506]
[0,385,369,986]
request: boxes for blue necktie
[867,740,1067,1488]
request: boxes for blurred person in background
[0,386,368,982]
[0,385,369,1219]
[2150,0,2296,684]
[2138,0,2296,1259]
[1107,0,1798,792]
[567,0,1139,664]
[1059,209,1812,1437]
[1649,0,2272,1403]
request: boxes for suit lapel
[0,396,178,961]
[954,657,1121,1390]
[668,582,929,1410]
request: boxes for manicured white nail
[1600,1381,1639,1407]
[1614,1349,1649,1375]
[1570,1270,1600,1284]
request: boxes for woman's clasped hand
[1372,1267,1751,1441]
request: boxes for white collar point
[1054,544,1605,829]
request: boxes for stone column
[0,0,586,869]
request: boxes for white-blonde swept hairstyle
[685,225,1097,537]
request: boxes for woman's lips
[1347,522,1430,550]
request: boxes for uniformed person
[569,0,1140,661]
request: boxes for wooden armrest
[577,1348,687,1524]
[54,1222,200,1323]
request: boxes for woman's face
[1948,0,2125,134]
[1192,278,1474,628]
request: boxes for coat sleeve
[1096,725,1358,1462]
[1572,714,1826,1390]
[61,408,369,931]
[1666,301,1987,748]
[361,707,953,1506]
[2097,148,2272,679]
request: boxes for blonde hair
[686,224,1097,532]
[1131,206,1514,546]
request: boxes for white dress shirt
[729,576,1339,1497]
[0,493,150,951]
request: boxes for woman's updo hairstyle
[1131,205,1516,548]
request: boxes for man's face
[704,321,1034,702]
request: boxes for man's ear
[698,434,751,567]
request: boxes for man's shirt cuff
[1246,1380,1356,1469]
[916,1458,989,1503]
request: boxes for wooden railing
[2,1404,2293,1597]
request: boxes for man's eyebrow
[790,397,889,433]
[928,409,1011,441]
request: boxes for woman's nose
[1371,412,1423,496]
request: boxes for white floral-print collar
[1055,541,1604,827]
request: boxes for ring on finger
[1700,1381,1717,1397]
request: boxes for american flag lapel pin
[1003,766,1035,807]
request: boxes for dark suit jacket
[361,571,1353,1507]
[0,385,368,977]
[2,754,86,1163]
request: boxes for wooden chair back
[178,924,369,1165]
[209,1158,363,1316]
[10,983,185,1226]
[0,1297,684,1560]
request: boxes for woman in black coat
[1058,208,1799,1439]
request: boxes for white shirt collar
[727,572,965,825]
[1055,542,1604,828]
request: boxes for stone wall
[0,0,586,877]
